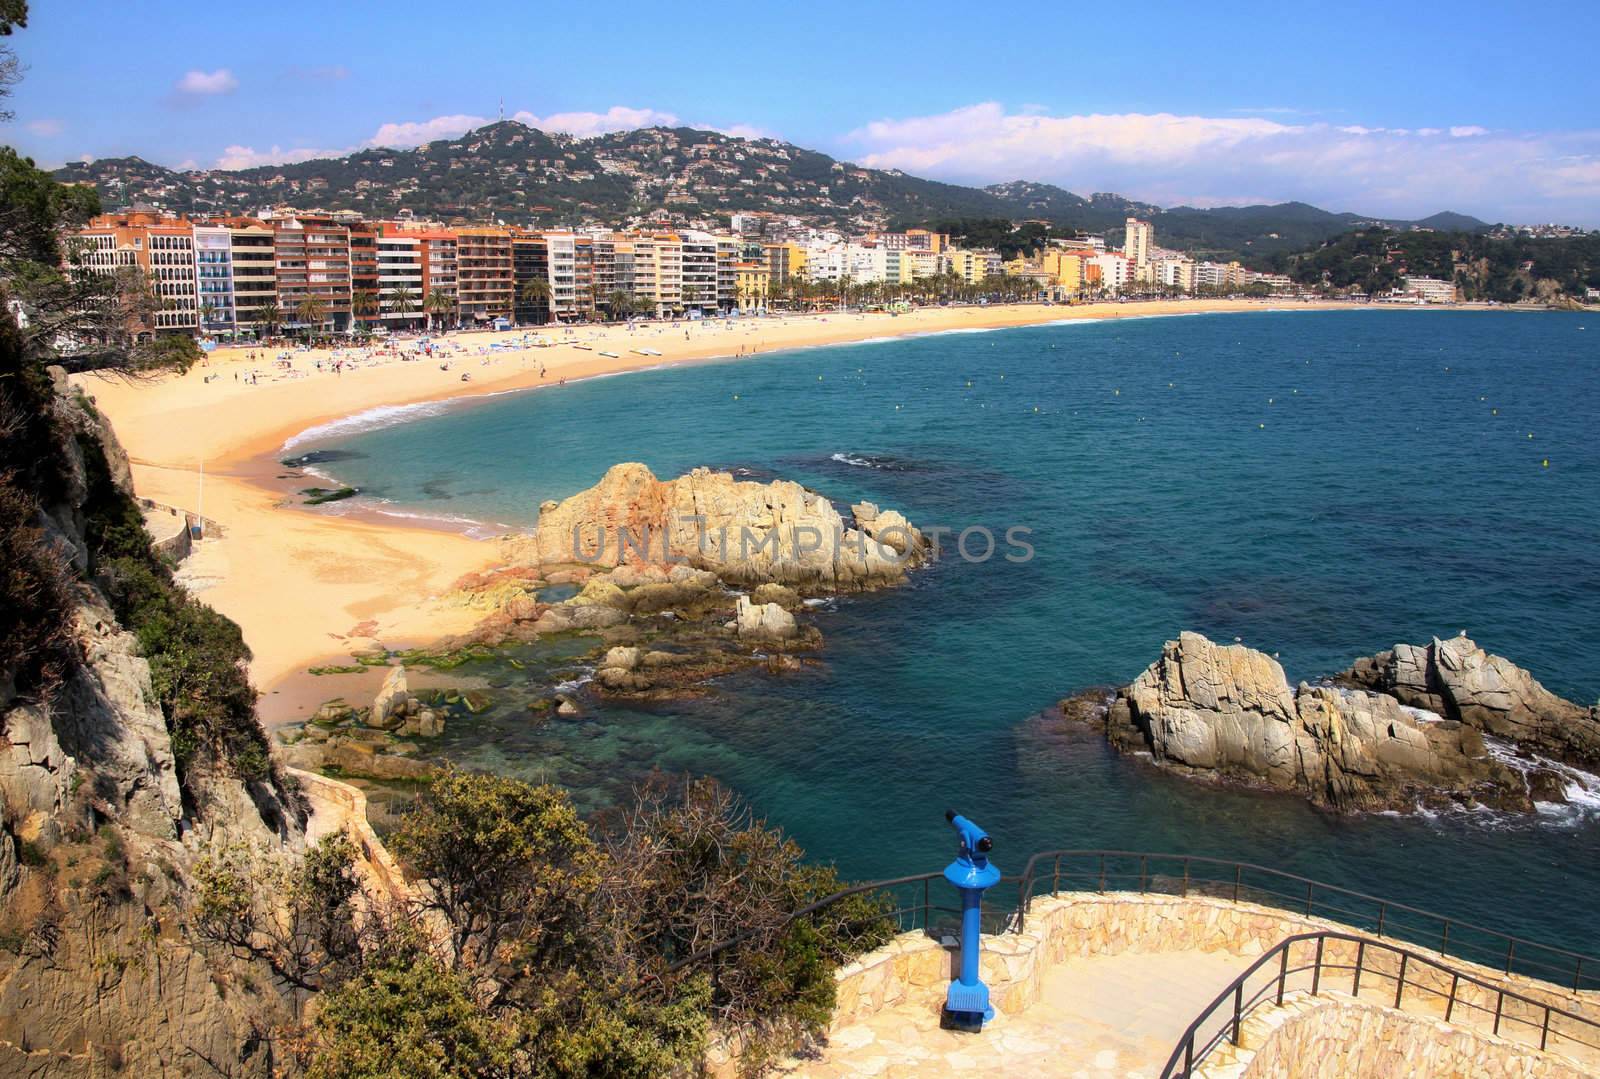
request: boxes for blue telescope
[943,809,999,1025]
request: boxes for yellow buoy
[1543,459,1550,468]
[1492,408,1498,415]
[1114,389,1120,396]
[1033,406,1040,413]
[732,394,739,400]
[1258,423,1265,429]
[1528,433,1534,439]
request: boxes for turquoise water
[303,310,1600,958]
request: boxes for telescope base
[943,980,994,1029]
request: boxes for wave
[828,451,912,471]
[281,400,457,450]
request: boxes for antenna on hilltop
[498,98,504,123]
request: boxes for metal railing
[1010,850,1600,992]
[660,849,1600,999]
[1161,931,1600,1077]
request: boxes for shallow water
[305,309,1600,958]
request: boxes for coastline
[72,298,1466,722]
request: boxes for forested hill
[53,120,1482,258]
[1270,228,1600,301]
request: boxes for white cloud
[25,118,62,137]
[369,113,491,148]
[843,102,1600,223]
[515,105,680,138]
[176,68,238,96]
[215,144,345,169]
[215,104,686,168]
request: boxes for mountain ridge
[50,120,1488,261]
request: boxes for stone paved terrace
[782,949,1248,1078]
[746,893,1600,1079]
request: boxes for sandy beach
[74,298,1356,721]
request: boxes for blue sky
[5,0,1598,223]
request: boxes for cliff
[0,369,305,1076]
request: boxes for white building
[1123,217,1153,269]
[1401,275,1457,303]
[193,226,237,334]
[376,234,423,323]
[1089,253,1134,294]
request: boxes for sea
[289,308,1600,963]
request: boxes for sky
[4,0,1598,225]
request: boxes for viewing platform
[690,853,1600,1078]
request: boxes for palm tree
[350,289,378,329]
[295,296,327,340]
[390,285,419,327]
[198,300,218,334]
[519,277,551,324]
[606,290,634,322]
[255,302,281,339]
[424,288,455,332]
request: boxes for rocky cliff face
[0,375,301,1076]
[1083,631,1586,813]
[1336,636,1600,769]
[534,463,924,591]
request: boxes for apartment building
[455,228,514,322]
[1124,217,1153,268]
[227,222,276,333]
[271,213,352,331]
[512,234,550,324]
[734,260,770,312]
[193,225,237,333]
[78,211,202,334]
[349,222,380,322]
[1401,275,1457,303]
[680,231,720,313]
[763,242,806,284]
[377,234,424,324]
[402,228,460,326]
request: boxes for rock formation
[1,373,304,1075]
[1084,632,1568,812]
[533,463,924,590]
[1336,636,1600,769]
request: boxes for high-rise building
[512,233,550,324]
[454,227,514,322]
[376,234,424,325]
[227,221,276,334]
[192,224,237,334]
[271,213,352,332]
[1123,217,1153,268]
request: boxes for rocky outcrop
[369,664,410,729]
[534,463,924,590]
[1337,636,1600,769]
[732,595,798,642]
[1089,632,1544,812]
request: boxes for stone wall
[1208,990,1592,1078]
[288,767,412,905]
[824,892,1600,1045]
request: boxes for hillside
[51,120,1486,258]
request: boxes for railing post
[1541,1007,1552,1051]
[1052,854,1060,897]
[1277,945,1290,1005]
[1493,992,1504,1036]
[1395,953,1408,1009]
[1376,902,1386,937]
[1233,864,1242,903]
[1312,936,1325,996]
[923,877,930,931]
[1182,858,1191,898]
[1576,957,1585,994]
[1098,853,1106,894]
[1184,1035,1193,1078]
[1506,939,1516,974]
[1140,855,1148,894]
[1353,940,1365,997]
[1232,982,1244,1045]
[1441,921,1450,953]
[1445,973,1459,1022]
[1305,881,1314,916]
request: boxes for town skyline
[5,0,1599,226]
